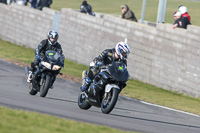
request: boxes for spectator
[0,0,7,4]
[80,0,95,16]
[173,11,178,21]
[29,0,37,8]
[7,0,12,4]
[178,6,191,23]
[15,0,28,5]
[36,0,52,10]
[172,11,191,29]
[121,4,137,22]
[172,11,181,29]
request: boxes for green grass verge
[0,38,200,116]
[0,106,138,133]
[51,0,200,26]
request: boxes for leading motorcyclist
[27,30,63,83]
[81,42,130,93]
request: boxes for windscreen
[45,50,61,61]
[108,61,129,82]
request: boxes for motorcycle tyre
[40,75,51,97]
[29,84,37,95]
[78,93,91,110]
[101,88,119,114]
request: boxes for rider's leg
[27,60,39,83]
[81,68,96,92]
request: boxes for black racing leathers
[86,48,127,91]
[31,39,63,71]
[87,48,127,79]
[37,39,62,57]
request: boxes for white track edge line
[120,95,200,118]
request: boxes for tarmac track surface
[0,59,200,133]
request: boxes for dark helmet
[47,30,59,45]
[82,0,88,5]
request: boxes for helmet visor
[49,38,57,45]
[120,49,128,59]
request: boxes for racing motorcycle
[25,50,64,97]
[78,61,129,114]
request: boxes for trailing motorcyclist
[27,30,63,83]
[81,42,130,94]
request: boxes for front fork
[40,73,46,86]
[104,84,121,98]
[40,72,56,88]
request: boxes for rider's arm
[37,40,47,57]
[55,43,63,55]
[93,49,108,65]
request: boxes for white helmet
[115,42,130,61]
[178,6,188,14]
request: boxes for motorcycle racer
[81,42,130,93]
[27,30,63,83]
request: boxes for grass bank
[51,0,200,26]
[0,39,200,115]
[0,106,138,133]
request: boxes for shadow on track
[46,97,77,104]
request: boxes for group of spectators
[1,0,191,29]
[172,5,191,29]
[80,0,137,22]
[0,0,52,10]
[81,0,191,29]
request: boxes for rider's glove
[96,62,102,66]
[35,55,41,61]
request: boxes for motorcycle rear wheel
[78,92,91,110]
[101,88,119,114]
[40,75,51,97]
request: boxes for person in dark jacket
[27,30,63,83]
[29,0,37,8]
[80,0,95,16]
[172,11,191,29]
[121,4,137,22]
[0,0,7,4]
[36,0,52,10]
[81,42,130,93]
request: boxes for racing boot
[27,71,33,83]
[81,77,91,92]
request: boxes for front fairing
[43,51,61,65]
[40,50,64,70]
[107,61,129,82]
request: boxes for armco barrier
[0,3,200,97]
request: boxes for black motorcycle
[25,50,64,97]
[78,61,129,114]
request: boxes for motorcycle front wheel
[101,88,119,114]
[78,92,91,110]
[29,84,37,95]
[40,75,51,97]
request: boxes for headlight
[41,61,51,69]
[52,65,61,70]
